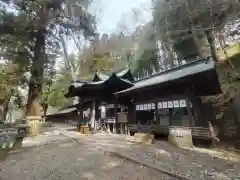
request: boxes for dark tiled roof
[115,58,216,95]
[92,68,133,82]
[65,73,134,97]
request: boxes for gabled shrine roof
[65,71,134,98]
[115,57,221,96]
[92,68,134,82]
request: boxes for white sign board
[162,102,168,109]
[173,100,180,108]
[168,101,173,108]
[147,104,151,110]
[151,103,155,110]
[136,105,140,111]
[158,102,162,109]
[179,100,186,107]
[144,104,148,110]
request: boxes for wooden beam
[191,97,203,126]
[133,102,137,125]
[78,100,83,130]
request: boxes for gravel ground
[115,143,237,180]
[1,125,240,180]
[0,139,175,180]
[75,134,240,180]
[154,141,240,179]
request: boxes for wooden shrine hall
[65,57,222,139]
[65,68,134,133]
[115,57,222,139]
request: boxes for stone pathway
[1,135,175,180]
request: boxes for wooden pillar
[113,101,117,133]
[187,86,196,127]
[132,99,137,124]
[126,103,133,135]
[90,101,96,130]
[133,103,139,132]
[124,122,128,135]
[191,97,203,126]
[186,99,194,127]
[95,101,100,129]
[127,104,131,123]
[107,123,111,133]
[78,100,83,131]
[120,123,123,134]
[155,101,159,124]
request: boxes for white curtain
[101,105,106,119]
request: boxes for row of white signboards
[136,100,191,111]
[98,104,126,110]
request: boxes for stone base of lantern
[168,127,193,148]
[79,125,90,134]
[26,116,42,136]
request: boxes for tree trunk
[205,30,218,62]
[188,21,211,59]
[206,30,234,68]
[26,30,45,117]
[1,95,11,121]
[217,31,235,68]
[43,98,48,122]
[162,42,174,67]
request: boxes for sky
[67,0,152,54]
[94,0,152,34]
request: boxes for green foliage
[47,87,68,108]
[90,53,114,72]
[0,63,21,103]
[129,22,161,76]
[152,0,240,59]
[133,48,159,77]
[41,66,72,108]
[0,0,97,114]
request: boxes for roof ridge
[95,67,130,75]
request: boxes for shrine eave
[65,73,133,98]
[115,57,222,97]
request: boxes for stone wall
[221,108,238,138]
[206,64,240,139]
